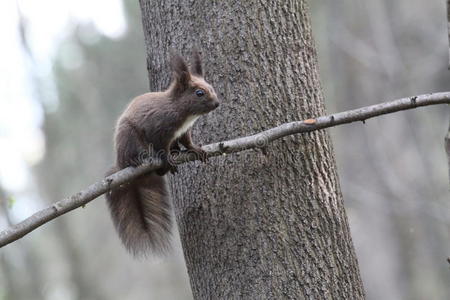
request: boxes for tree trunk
[139,1,365,298]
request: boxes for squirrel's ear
[170,51,190,93]
[190,49,203,77]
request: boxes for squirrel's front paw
[156,159,177,176]
[190,146,208,162]
[169,164,178,174]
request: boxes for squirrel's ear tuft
[190,48,203,77]
[170,51,190,94]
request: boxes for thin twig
[1,92,449,248]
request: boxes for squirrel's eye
[195,89,205,97]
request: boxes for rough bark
[140,1,364,298]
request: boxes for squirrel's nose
[213,101,219,108]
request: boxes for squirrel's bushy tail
[105,167,172,257]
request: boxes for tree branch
[1,92,449,248]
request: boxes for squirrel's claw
[190,146,208,162]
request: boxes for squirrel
[105,50,219,256]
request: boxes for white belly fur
[173,115,200,140]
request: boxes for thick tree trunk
[139,1,365,298]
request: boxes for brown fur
[106,51,219,256]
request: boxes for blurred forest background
[0,0,449,299]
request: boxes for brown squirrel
[106,50,219,256]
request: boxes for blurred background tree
[0,0,449,299]
[312,1,450,299]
